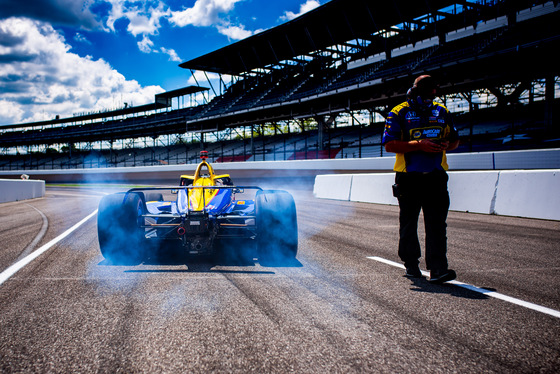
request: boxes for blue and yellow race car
[97,151,298,265]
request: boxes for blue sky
[0,0,323,125]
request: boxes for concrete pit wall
[314,170,560,221]
[0,179,46,203]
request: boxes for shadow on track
[98,248,303,274]
[407,277,491,300]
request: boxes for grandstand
[1,0,559,170]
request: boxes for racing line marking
[18,203,49,260]
[367,256,560,319]
[0,210,98,287]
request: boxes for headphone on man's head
[407,75,436,108]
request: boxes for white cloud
[170,0,256,42]
[137,35,154,53]
[0,100,25,125]
[104,0,182,60]
[124,2,170,37]
[217,24,254,40]
[105,0,255,57]
[137,35,181,62]
[280,0,321,21]
[105,0,126,32]
[160,47,181,62]
[169,0,243,28]
[105,0,171,36]
[73,32,91,44]
[0,17,164,125]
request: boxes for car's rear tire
[97,192,147,264]
[255,190,298,265]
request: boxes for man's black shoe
[405,266,423,278]
[429,269,457,284]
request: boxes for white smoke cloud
[0,17,164,125]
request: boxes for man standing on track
[382,75,459,284]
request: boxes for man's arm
[447,139,459,151]
[385,139,454,154]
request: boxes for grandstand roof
[155,86,209,105]
[0,101,169,130]
[155,86,209,99]
[179,0,457,75]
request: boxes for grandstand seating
[2,99,558,170]
[1,0,558,170]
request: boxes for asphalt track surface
[0,184,559,373]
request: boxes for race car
[97,151,298,265]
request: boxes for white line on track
[0,209,98,287]
[367,256,560,319]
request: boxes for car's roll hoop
[180,150,233,188]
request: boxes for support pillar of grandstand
[109,140,114,167]
[261,124,266,161]
[315,116,325,152]
[545,75,554,129]
[203,71,217,98]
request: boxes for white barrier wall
[493,170,560,221]
[314,170,560,221]
[448,171,499,214]
[313,174,353,201]
[0,179,45,203]
[347,174,396,205]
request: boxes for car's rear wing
[123,186,262,215]
[125,185,262,194]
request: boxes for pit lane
[0,185,559,373]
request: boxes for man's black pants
[395,170,450,271]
